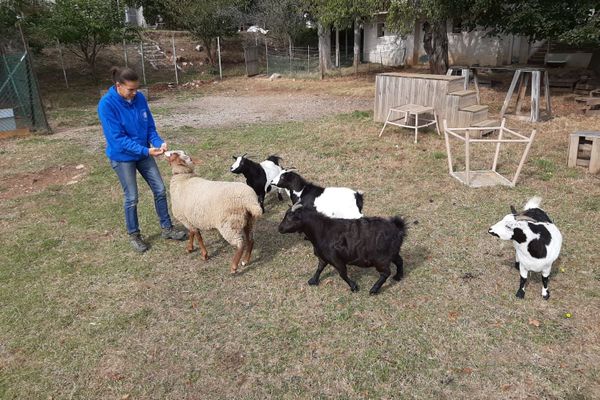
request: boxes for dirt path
[152,93,372,128]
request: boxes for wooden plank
[531,71,540,122]
[544,70,552,118]
[515,73,529,114]
[568,135,580,167]
[512,129,536,186]
[576,159,590,167]
[590,138,600,173]
[500,70,521,118]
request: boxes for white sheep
[165,150,263,274]
[488,196,562,300]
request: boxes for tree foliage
[41,0,135,75]
[474,0,600,46]
[164,0,241,66]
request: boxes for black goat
[230,154,285,211]
[278,203,407,294]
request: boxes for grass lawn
[1,75,599,399]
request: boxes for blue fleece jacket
[97,86,164,162]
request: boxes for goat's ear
[510,205,518,215]
[232,155,237,160]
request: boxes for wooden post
[461,68,468,90]
[289,36,292,74]
[512,129,536,185]
[307,45,310,73]
[492,118,506,171]
[531,70,540,122]
[473,69,480,104]
[544,69,552,118]
[172,33,179,85]
[443,120,454,174]
[500,69,522,119]
[515,73,529,115]
[590,137,600,174]
[567,134,580,167]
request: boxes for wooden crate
[568,131,600,174]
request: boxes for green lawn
[1,80,600,399]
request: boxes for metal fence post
[56,39,69,88]
[140,41,146,85]
[171,32,179,85]
[217,36,222,79]
[123,39,128,67]
[265,39,269,76]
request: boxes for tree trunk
[353,18,361,75]
[423,20,449,74]
[317,22,332,78]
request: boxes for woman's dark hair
[110,66,139,84]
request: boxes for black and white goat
[272,170,363,219]
[488,197,562,300]
[278,203,406,294]
[230,154,285,211]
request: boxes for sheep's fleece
[166,150,262,247]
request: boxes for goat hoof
[186,248,194,253]
[350,285,359,292]
[392,275,403,281]
[201,253,209,261]
[241,260,247,267]
[543,291,550,300]
[308,277,319,286]
[369,289,380,295]
[516,289,525,299]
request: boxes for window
[377,22,385,38]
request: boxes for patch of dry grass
[1,76,599,399]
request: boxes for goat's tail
[391,216,407,238]
[524,196,542,210]
[355,191,364,213]
[267,155,283,166]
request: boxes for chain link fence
[42,30,406,93]
[0,27,50,134]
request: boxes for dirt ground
[153,91,372,128]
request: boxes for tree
[385,0,471,74]
[475,0,600,46]
[164,0,240,66]
[41,0,135,77]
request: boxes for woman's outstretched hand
[149,147,164,156]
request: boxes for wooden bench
[378,104,440,143]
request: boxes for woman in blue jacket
[98,66,186,253]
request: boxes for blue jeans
[110,156,173,234]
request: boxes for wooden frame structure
[378,104,440,143]
[500,68,552,122]
[443,119,537,188]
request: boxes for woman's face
[116,80,139,101]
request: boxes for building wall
[362,16,411,66]
[363,20,519,67]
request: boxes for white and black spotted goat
[272,170,363,219]
[230,154,286,212]
[488,197,562,300]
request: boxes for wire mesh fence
[0,27,50,134]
